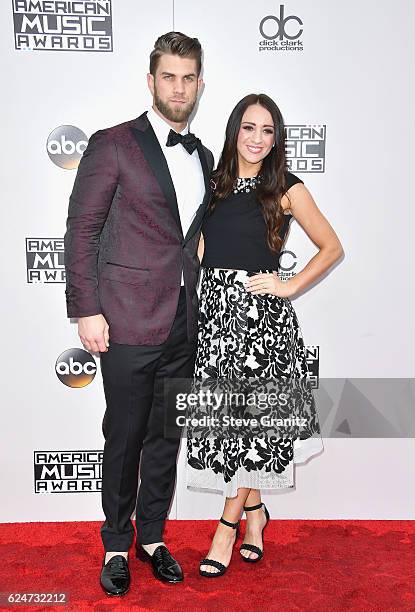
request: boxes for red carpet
[1,520,415,611]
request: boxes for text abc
[56,358,96,376]
[47,135,87,156]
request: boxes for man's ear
[197,77,204,94]
[147,73,155,97]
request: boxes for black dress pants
[99,287,196,550]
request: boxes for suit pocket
[100,262,150,286]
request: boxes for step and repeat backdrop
[1,0,414,523]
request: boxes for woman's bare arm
[247,183,344,298]
[197,233,205,263]
[282,183,344,295]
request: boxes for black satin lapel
[131,124,183,235]
[196,140,210,192]
[183,141,212,244]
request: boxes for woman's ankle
[215,521,238,540]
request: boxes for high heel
[239,502,270,563]
[199,517,240,577]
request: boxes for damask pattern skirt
[186,267,324,498]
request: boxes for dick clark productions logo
[259,5,304,52]
[55,348,97,388]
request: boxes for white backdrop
[1,0,414,523]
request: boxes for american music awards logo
[305,346,319,388]
[12,0,113,52]
[26,238,65,283]
[285,125,326,172]
[34,451,102,493]
[258,5,304,52]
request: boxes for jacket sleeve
[64,129,119,319]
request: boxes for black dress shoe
[136,545,183,583]
[100,554,130,596]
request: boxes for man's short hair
[149,31,202,76]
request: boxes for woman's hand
[244,272,296,298]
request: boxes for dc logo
[278,250,297,272]
[259,5,303,41]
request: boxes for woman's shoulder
[285,170,304,191]
[282,171,304,217]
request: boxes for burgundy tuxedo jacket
[64,111,214,345]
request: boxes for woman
[186,93,343,577]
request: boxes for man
[64,31,213,596]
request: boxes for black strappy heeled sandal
[239,502,270,563]
[199,517,240,577]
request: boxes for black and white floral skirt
[186,267,323,498]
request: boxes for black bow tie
[166,129,198,154]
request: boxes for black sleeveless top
[201,171,304,271]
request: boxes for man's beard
[154,89,197,124]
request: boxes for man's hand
[78,314,109,353]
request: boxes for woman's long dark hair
[209,93,289,253]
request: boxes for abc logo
[47,125,88,170]
[55,348,97,388]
